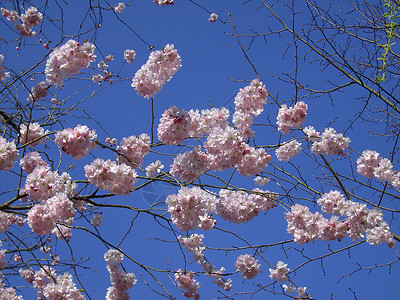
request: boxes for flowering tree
[0,0,399,299]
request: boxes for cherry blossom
[235,254,260,279]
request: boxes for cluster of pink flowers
[178,234,232,292]
[91,59,112,84]
[131,44,181,98]
[20,152,47,173]
[157,106,191,144]
[233,79,268,138]
[357,150,400,186]
[27,192,75,236]
[275,140,302,162]
[123,49,136,63]
[55,125,97,159]
[1,6,42,37]
[117,133,150,168]
[20,267,85,299]
[171,147,209,182]
[0,54,10,81]
[154,0,174,6]
[204,126,245,171]
[285,190,395,247]
[235,254,260,279]
[269,261,289,282]
[188,107,229,138]
[277,101,307,134]
[166,187,216,231]
[236,146,271,176]
[145,160,164,177]
[208,13,218,23]
[216,189,277,224]
[174,270,200,300]
[104,249,137,300]
[45,39,96,86]
[0,137,18,171]
[91,213,104,227]
[27,81,49,102]
[254,176,270,186]
[84,158,137,195]
[114,3,125,13]
[22,166,76,201]
[0,212,24,233]
[305,127,350,156]
[20,122,47,146]
[52,224,72,241]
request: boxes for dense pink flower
[310,128,350,156]
[0,54,10,81]
[132,44,181,98]
[277,101,307,134]
[157,106,191,145]
[84,159,137,195]
[171,147,209,182]
[27,81,49,102]
[145,160,164,177]
[234,79,268,116]
[114,3,125,13]
[20,152,48,173]
[45,39,96,86]
[235,254,260,279]
[20,122,47,146]
[55,125,97,159]
[189,107,229,138]
[52,224,72,241]
[356,150,380,179]
[23,167,66,201]
[236,146,271,176]
[275,140,302,162]
[0,137,18,171]
[20,7,42,28]
[208,13,218,23]
[178,234,205,261]
[174,270,200,300]
[0,212,24,233]
[123,49,136,63]
[1,8,19,22]
[154,0,174,6]
[269,261,289,282]
[216,189,276,224]
[117,133,150,168]
[166,187,216,231]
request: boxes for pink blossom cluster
[216,189,277,224]
[269,261,289,282]
[114,3,125,13]
[233,79,268,138]
[204,126,245,171]
[282,284,307,297]
[52,224,72,241]
[285,191,395,246]
[254,176,270,186]
[154,0,174,6]
[188,107,229,138]
[91,213,104,227]
[27,192,75,236]
[131,44,181,98]
[0,212,24,233]
[174,270,200,300]
[277,101,307,134]
[91,59,112,83]
[20,122,47,146]
[124,49,136,63]
[0,137,18,171]
[1,7,42,37]
[166,187,216,231]
[275,140,302,162]
[145,160,164,177]
[117,133,150,168]
[178,234,232,292]
[84,158,137,195]
[105,137,117,147]
[21,267,85,299]
[55,125,97,159]
[305,127,350,155]
[27,81,49,102]
[157,106,191,144]
[104,249,137,300]
[235,254,260,280]
[208,13,218,23]
[45,39,96,86]
[0,54,10,81]
[22,166,75,201]
[0,266,23,300]
[236,146,271,177]
[357,150,400,186]
[171,147,209,182]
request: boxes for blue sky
[1,0,400,299]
